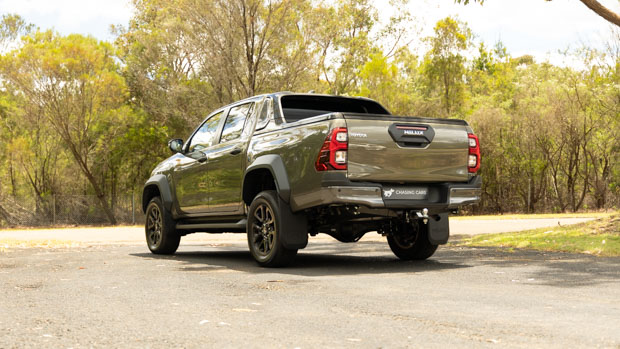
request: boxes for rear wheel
[247,190,297,267]
[387,220,438,260]
[145,196,180,255]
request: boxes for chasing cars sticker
[383,187,428,200]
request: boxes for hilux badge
[404,129,424,136]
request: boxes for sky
[0,0,618,65]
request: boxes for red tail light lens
[468,133,480,173]
[316,127,348,171]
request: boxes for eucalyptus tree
[0,31,133,224]
[421,17,472,117]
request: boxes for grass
[451,211,615,220]
[456,214,620,257]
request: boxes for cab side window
[220,103,254,143]
[188,111,223,152]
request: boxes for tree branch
[579,0,620,27]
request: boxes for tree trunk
[85,170,117,225]
[65,143,117,225]
[579,0,620,27]
[0,204,16,227]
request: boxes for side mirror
[168,139,184,153]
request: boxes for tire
[145,196,180,255]
[247,190,298,267]
[387,220,438,260]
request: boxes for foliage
[0,14,34,51]
[0,30,150,224]
[421,17,472,116]
[0,6,619,227]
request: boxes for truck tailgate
[344,114,470,183]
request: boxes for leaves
[0,2,618,224]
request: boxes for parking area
[0,217,618,348]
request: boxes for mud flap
[427,213,450,245]
[277,196,308,249]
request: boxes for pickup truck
[142,92,481,267]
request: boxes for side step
[176,219,247,232]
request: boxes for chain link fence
[0,194,145,228]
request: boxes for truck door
[173,111,224,214]
[207,102,255,213]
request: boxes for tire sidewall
[247,191,282,264]
[145,196,179,254]
[387,221,438,260]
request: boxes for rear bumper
[319,176,481,211]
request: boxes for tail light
[315,127,348,171]
[468,133,480,173]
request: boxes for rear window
[280,95,390,122]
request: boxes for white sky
[1,0,618,65]
[408,0,619,65]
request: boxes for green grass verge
[456,214,620,257]
[451,212,614,220]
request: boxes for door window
[188,111,224,152]
[220,103,254,143]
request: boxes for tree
[0,14,34,50]
[113,0,211,137]
[0,31,133,224]
[3,92,62,214]
[421,17,472,116]
[455,0,620,27]
[116,0,316,138]
[318,0,377,95]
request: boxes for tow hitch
[406,208,429,224]
[416,208,429,224]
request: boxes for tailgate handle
[388,124,435,147]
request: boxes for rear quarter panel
[247,117,343,211]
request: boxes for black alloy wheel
[251,203,276,257]
[247,191,297,267]
[146,204,163,248]
[387,220,438,260]
[145,196,180,255]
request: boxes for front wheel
[247,190,297,267]
[387,220,438,260]
[145,196,180,255]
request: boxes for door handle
[230,148,242,155]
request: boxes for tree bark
[579,0,620,27]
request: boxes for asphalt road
[1,221,618,348]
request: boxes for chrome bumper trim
[449,188,481,207]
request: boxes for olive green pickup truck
[142,92,481,267]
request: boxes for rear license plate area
[382,187,428,200]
